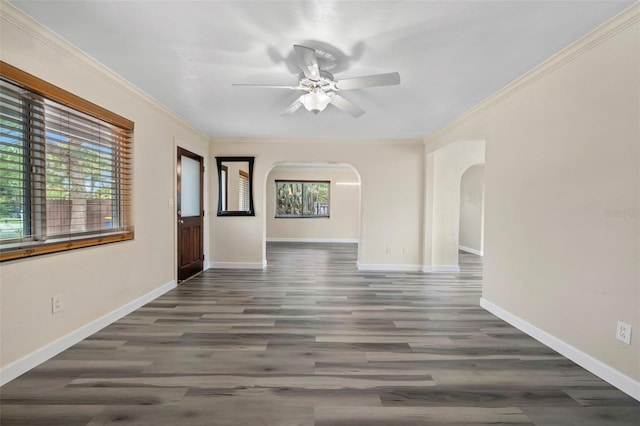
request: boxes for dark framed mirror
[216,156,255,216]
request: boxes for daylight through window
[275,180,329,218]
[0,63,133,261]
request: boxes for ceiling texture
[9,0,634,140]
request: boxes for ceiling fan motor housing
[299,70,336,92]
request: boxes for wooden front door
[177,147,204,282]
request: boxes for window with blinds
[238,170,249,211]
[0,62,133,261]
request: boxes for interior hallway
[1,242,638,425]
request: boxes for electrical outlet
[385,246,391,254]
[52,295,63,314]
[616,321,632,345]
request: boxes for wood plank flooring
[1,242,639,425]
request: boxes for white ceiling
[10,0,633,139]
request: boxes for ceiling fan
[233,45,400,117]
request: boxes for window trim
[0,62,134,262]
[0,61,133,130]
[275,179,330,219]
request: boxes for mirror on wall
[216,156,255,216]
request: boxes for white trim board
[422,265,461,273]
[480,297,640,402]
[459,245,483,256]
[0,280,177,386]
[357,263,422,272]
[267,238,359,243]
[208,261,267,270]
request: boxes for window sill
[0,231,134,262]
[274,216,330,219]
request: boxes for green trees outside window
[1,64,133,261]
[275,180,329,218]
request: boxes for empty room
[0,0,639,425]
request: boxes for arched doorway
[263,162,362,266]
[423,139,485,272]
[459,164,485,256]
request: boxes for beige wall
[0,6,209,371]
[459,165,485,253]
[424,10,639,383]
[266,166,360,241]
[209,139,424,270]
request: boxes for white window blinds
[0,63,133,261]
[238,170,249,211]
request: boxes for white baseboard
[357,263,422,272]
[480,297,640,402]
[0,280,176,386]
[208,261,267,270]
[422,265,461,273]
[267,238,359,243]
[459,245,483,256]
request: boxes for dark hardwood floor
[1,242,638,425]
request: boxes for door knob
[178,219,184,224]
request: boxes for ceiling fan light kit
[233,44,400,117]
[300,88,331,114]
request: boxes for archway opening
[262,162,362,267]
[459,164,485,256]
[423,139,485,272]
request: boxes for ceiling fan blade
[335,72,401,91]
[328,93,365,117]
[281,96,303,115]
[293,45,321,80]
[232,83,301,90]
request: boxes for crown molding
[0,1,209,140]
[425,2,640,143]
[211,137,425,145]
